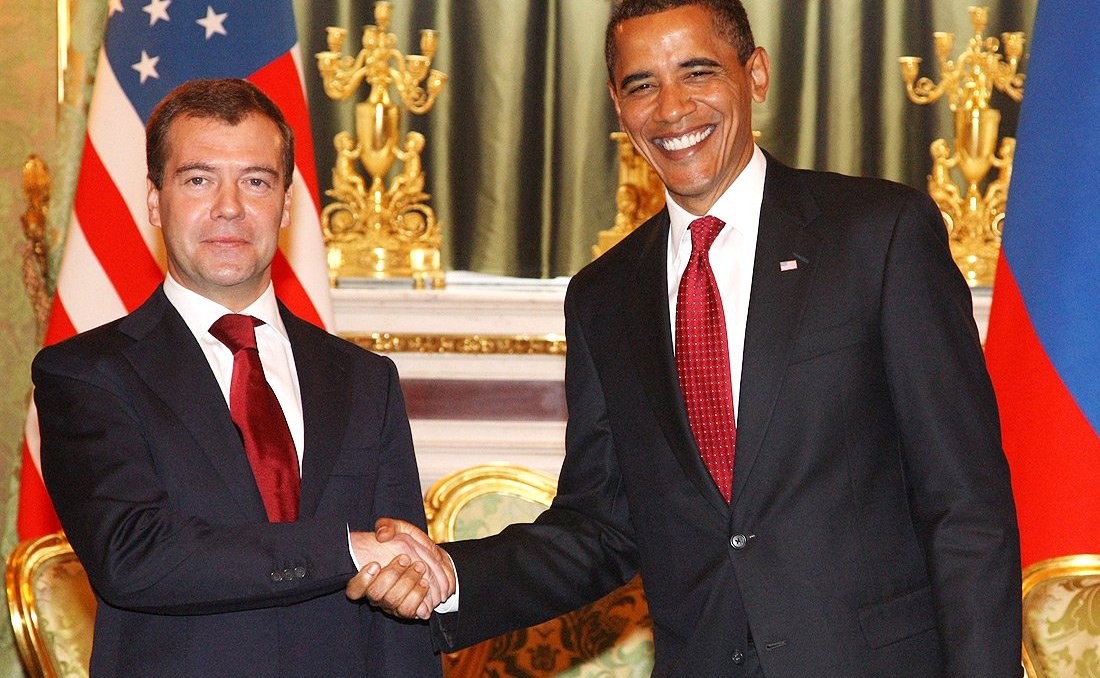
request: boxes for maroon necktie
[209,314,300,522]
[675,215,736,502]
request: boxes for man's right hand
[347,519,456,619]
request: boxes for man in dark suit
[353,1,1022,675]
[32,79,447,677]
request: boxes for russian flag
[985,4,1100,568]
[17,0,333,540]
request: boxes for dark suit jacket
[33,287,440,677]
[435,157,1021,677]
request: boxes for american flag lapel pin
[779,259,798,272]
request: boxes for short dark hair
[146,78,295,190]
[605,0,756,79]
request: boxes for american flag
[17,0,333,540]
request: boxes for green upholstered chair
[425,463,654,677]
[1021,553,1100,678]
[6,531,96,678]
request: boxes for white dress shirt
[163,275,305,469]
[666,143,766,420]
[162,276,372,570]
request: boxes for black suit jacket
[33,287,440,677]
[436,157,1021,677]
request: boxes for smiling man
[32,79,447,677]
[352,2,1022,676]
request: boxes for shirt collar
[668,143,766,258]
[162,274,289,343]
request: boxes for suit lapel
[732,158,821,506]
[120,288,268,521]
[284,309,352,519]
[625,211,732,516]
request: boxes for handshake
[348,518,456,620]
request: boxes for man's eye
[247,178,270,188]
[688,69,715,78]
[626,82,653,95]
[186,177,207,186]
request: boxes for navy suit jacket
[34,287,440,677]
[435,156,1021,677]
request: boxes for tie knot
[210,314,263,353]
[689,215,725,253]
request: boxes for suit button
[730,534,748,549]
[294,566,306,579]
[732,650,745,665]
[271,570,283,582]
[283,569,294,580]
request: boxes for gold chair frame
[1021,553,1100,678]
[5,531,94,678]
[424,464,654,677]
[425,463,557,543]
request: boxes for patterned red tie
[209,314,300,522]
[676,215,736,502]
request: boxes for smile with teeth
[654,125,714,151]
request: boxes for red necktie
[209,314,300,522]
[676,215,736,502]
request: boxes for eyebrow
[681,57,722,70]
[618,71,653,91]
[174,163,279,178]
[617,57,725,91]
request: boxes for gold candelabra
[316,1,448,288]
[899,6,1025,287]
[592,132,666,259]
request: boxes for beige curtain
[297,0,617,278]
[752,1,1037,180]
[297,0,1037,277]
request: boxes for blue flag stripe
[1002,4,1100,433]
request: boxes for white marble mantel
[331,274,570,491]
[332,274,992,492]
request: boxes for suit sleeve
[33,346,355,616]
[433,283,637,651]
[361,358,442,676]
[879,191,1021,676]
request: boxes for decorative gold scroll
[341,332,567,355]
[22,155,52,338]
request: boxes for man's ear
[747,47,771,104]
[607,80,624,125]
[147,178,162,228]
[280,185,292,229]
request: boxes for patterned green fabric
[444,490,654,677]
[1024,574,1100,677]
[34,557,96,678]
[453,493,547,541]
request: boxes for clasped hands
[348,518,454,619]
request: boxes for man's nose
[212,184,244,219]
[654,81,696,123]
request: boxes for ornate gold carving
[900,6,1026,287]
[593,132,665,259]
[341,332,567,355]
[22,155,52,338]
[316,1,448,288]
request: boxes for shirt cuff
[348,525,361,570]
[434,549,459,613]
